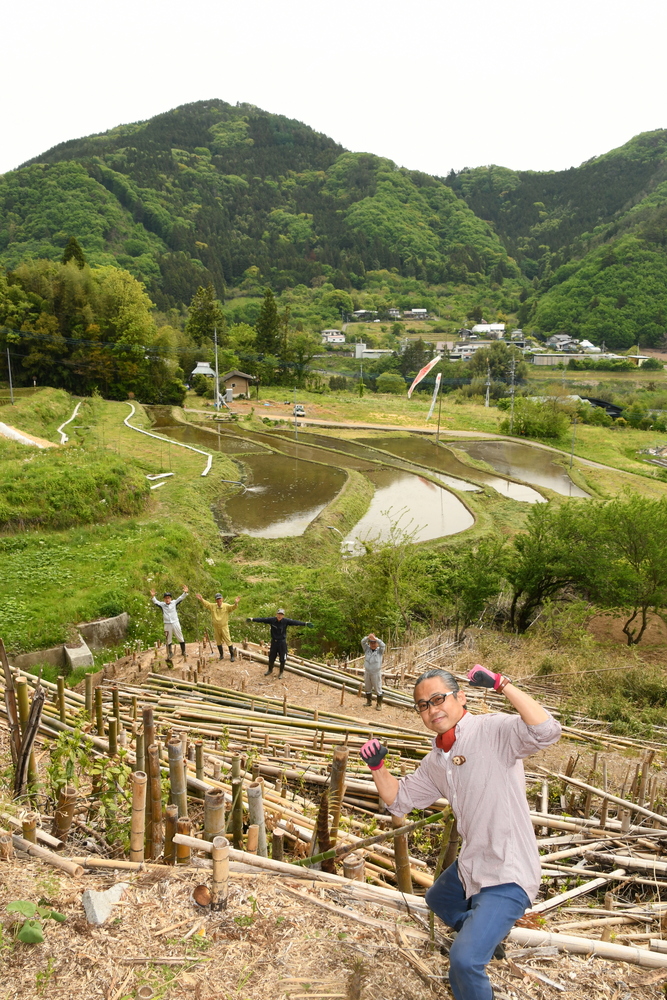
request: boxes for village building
[220,370,256,397]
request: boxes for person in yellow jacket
[196,592,241,661]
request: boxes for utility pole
[509,355,516,435]
[294,386,298,441]
[213,327,220,411]
[6,348,14,405]
[359,356,364,397]
[484,362,491,407]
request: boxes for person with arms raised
[247,608,313,677]
[359,665,561,1000]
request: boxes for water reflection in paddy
[454,440,588,498]
[344,467,474,549]
[354,436,546,503]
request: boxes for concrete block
[9,646,66,671]
[82,882,130,925]
[78,612,130,650]
[64,634,94,672]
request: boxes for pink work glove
[359,737,388,771]
[467,664,505,690]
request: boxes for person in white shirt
[361,633,386,710]
[150,586,188,659]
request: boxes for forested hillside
[0,100,512,309]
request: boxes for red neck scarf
[435,710,467,752]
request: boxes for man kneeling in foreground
[360,666,561,1000]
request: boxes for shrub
[376,372,407,394]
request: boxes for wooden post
[343,852,365,881]
[231,778,243,849]
[0,638,21,763]
[130,771,147,863]
[84,673,93,721]
[22,812,37,844]
[57,676,66,724]
[51,785,77,842]
[392,814,413,894]
[600,891,614,942]
[164,803,178,865]
[147,745,163,860]
[272,828,284,862]
[107,717,118,756]
[195,740,204,781]
[246,824,259,854]
[176,817,191,865]
[167,738,188,820]
[204,789,226,843]
[14,677,38,788]
[247,782,267,857]
[282,693,287,716]
[112,686,120,724]
[340,683,345,707]
[211,835,229,910]
[329,744,349,846]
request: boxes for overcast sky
[2,0,665,178]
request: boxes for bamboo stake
[176,817,191,865]
[21,813,37,843]
[272,828,284,861]
[164,803,178,865]
[135,731,145,774]
[392,814,412,894]
[342,852,365,881]
[247,782,267,857]
[293,809,447,868]
[246,825,259,854]
[146,744,163,859]
[130,771,147,863]
[108,717,118,756]
[0,638,21,764]
[95,686,104,736]
[231,778,243,849]
[14,677,38,787]
[329,744,348,847]
[204,789,226,843]
[1,811,63,850]
[541,768,667,828]
[507,926,667,969]
[531,869,627,914]
[57,676,66,724]
[51,784,77,842]
[168,738,188,819]
[211,835,229,910]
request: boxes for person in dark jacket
[247,608,313,676]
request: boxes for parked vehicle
[293,404,306,416]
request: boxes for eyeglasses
[414,692,456,714]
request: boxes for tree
[61,236,86,269]
[376,372,406,394]
[186,284,225,347]
[287,332,319,385]
[468,342,527,383]
[430,538,506,641]
[586,495,667,645]
[400,338,429,377]
[255,288,280,354]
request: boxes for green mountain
[447,132,667,348]
[0,100,512,309]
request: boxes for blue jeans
[425,862,530,1000]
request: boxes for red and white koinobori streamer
[407,354,442,398]
[426,372,442,421]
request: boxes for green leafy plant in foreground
[6,901,66,944]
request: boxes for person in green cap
[196,592,241,661]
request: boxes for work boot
[493,941,506,961]
[180,642,186,657]
[217,644,224,660]
[265,666,274,676]
[229,646,236,662]
[366,693,373,707]
[376,695,383,711]
[167,643,173,659]
[279,666,284,678]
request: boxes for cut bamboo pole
[343,852,365,881]
[107,717,118,756]
[164,803,178,865]
[11,834,83,877]
[21,813,37,844]
[391,815,412,894]
[211,835,229,910]
[272,828,285,861]
[246,824,259,854]
[176,817,191,865]
[231,778,243,849]
[195,740,204,781]
[14,677,38,788]
[168,738,188,819]
[1,811,63,850]
[57,676,66,724]
[135,732,145,774]
[540,768,667,828]
[146,745,163,859]
[95,686,104,736]
[247,782,267,857]
[507,926,667,969]
[130,771,147,863]
[204,789,225,843]
[531,869,627,914]
[329,744,348,847]
[51,784,77,842]
[85,673,93,721]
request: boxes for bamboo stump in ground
[211,836,229,910]
[130,771,147,863]
[51,785,77,843]
[247,782,267,857]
